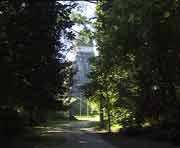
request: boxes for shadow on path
[8,120,180,148]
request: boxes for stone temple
[70,43,95,116]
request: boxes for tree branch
[81,0,97,4]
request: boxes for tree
[0,1,75,137]
[95,0,180,128]
[84,56,125,132]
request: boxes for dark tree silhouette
[0,1,75,138]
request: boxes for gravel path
[35,121,115,148]
[21,121,179,148]
[59,121,116,148]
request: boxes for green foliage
[70,6,95,46]
[0,108,26,138]
[0,1,75,135]
[91,0,180,131]
[112,108,137,128]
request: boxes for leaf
[128,13,135,23]
[164,11,170,18]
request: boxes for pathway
[13,120,180,148]
[37,121,116,148]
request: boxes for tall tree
[0,1,75,136]
[95,0,180,128]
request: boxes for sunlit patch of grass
[111,124,122,132]
[94,123,122,133]
[75,115,100,121]
[142,122,151,127]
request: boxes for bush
[0,108,26,139]
[113,108,138,128]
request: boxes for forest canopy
[82,0,180,134]
[0,1,75,137]
[1,0,180,145]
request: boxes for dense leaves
[0,1,75,137]
[85,0,180,132]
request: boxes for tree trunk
[107,104,111,133]
[99,97,105,128]
[104,83,111,133]
[167,82,179,121]
[106,96,111,133]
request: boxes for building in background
[70,42,95,116]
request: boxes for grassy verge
[75,115,100,121]
[7,119,70,148]
[111,124,122,132]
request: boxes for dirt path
[13,120,179,148]
[35,121,115,148]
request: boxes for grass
[75,115,100,121]
[111,124,122,132]
[11,119,69,148]
[74,115,123,132]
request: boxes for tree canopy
[0,1,75,137]
[83,0,180,134]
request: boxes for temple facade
[69,45,95,116]
[71,45,94,97]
